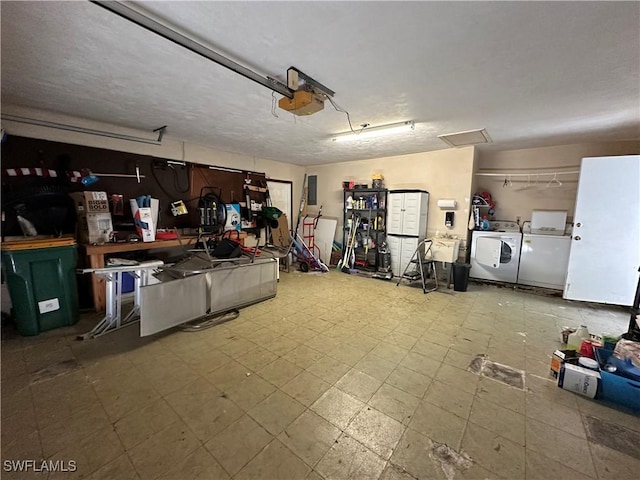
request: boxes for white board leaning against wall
[267,180,293,230]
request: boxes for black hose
[150,163,191,197]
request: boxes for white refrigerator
[386,190,429,277]
[563,155,640,306]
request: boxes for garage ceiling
[1,1,638,166]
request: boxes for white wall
[476,141,640,223]
[1,105,305,210]
[306,147,476,250]
[7,104,636,246]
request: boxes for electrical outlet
[516,216,521,224]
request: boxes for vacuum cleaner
[372,242,393,280]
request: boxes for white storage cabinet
[386,190,429,277]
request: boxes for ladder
[396,239,438,294]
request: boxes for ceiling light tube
[1,114,163,145]
[332,121,415,143]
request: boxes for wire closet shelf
[475,170,579,189]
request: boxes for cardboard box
[225,204,241,231]
[558,363,600,398]
[271,214,291,248]
[550,349,580,378]
[70,192,113,244]
[130,198,159,242]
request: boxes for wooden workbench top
[81,238,191,255]
[1,236,76,251]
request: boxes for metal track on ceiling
[90,0,294,99]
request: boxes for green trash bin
[1,238,79,336]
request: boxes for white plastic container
[578,357,599,371]
[558,363,600,398]
[567,325,590,350]
[531,210,567,235]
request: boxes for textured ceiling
[1,1,639,166]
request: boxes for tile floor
[2,270,639,480]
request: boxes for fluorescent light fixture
[1,113,165,145]
[332,121,415,143]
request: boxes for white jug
[567,325,590,351]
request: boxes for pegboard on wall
[0,135,269,238]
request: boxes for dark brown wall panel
[1,135,267,237]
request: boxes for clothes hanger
[546,173,562,188]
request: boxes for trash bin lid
[1,236,76,251]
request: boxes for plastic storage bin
[122,272,135,294]
[1,238,79,336]
[594,348,640,411]
[452,263,471,292]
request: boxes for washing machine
[470,221,522,283]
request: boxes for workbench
[82,239,191,312]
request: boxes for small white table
[77,260,164,339]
